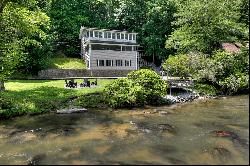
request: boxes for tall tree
[0,1,50,91]
[166,0,248,54]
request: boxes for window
[85,32,89,37]
[99,32,103,38]
[104,32,108,38]
[121,33,124,39]
[94,31,99,38]
[107,32,112,39]
[125,34,128,40]
[99,60,104,66]
[122,46,132,51]
[106,60,112,66]
[92,44,121,51]
[129,34,132,40]
[117,33,120,39]
[112,33,116,39]
[132,34,135,40]
[125,60,132,66]
[89,31,93,37]
[116,60,123,66]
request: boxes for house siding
[90,50,137,70]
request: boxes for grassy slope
[47,58,86,69]
[0,79,113,118]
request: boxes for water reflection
[0,95,248,165]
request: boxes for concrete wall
[37,69,133,79]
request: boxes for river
[0,95,249,165]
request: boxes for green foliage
[218,73,249,95]
[74,93,107,108]
[104,78,143,108]
[104,69,168,108]
[163,54,191,78]
[166,0,248,53]
[0,79,113,119]
[164,49,249,95]
[0,0,51,80]
[127,69,168,99]
[193,82,219,96]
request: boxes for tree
[166,0,248,54]
[0,1,50,91]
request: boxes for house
[79,26,143,70]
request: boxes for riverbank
[0,79,248,119]
[0,79,113,119]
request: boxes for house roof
[80,26,138,34]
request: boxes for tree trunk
[0,80,5,91]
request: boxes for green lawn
[0,79,113,119]
[47,58,86,69]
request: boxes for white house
[79,26,143,70]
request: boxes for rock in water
[56,108,87,114]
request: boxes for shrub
[219,73,249,95]
[74,92,107,108]
[193,82,219,95]
[0,96,13,109]
[163,54,191,78]
[104,69,169,108]
[128,69,168,103]
[104,78,144,108]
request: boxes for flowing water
[0,95,249,165]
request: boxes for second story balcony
[79,27,138,44]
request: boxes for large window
[89,31,93,37]
[132,34,136,40]
[99,32,103,38]
[92,44,121,51]
[107,32,112,39]
[94,31,99,38]
[129,34,132,40]
[97,60,104,66]
[117,33,121,39]
[116,60,123,66]
[112,33,116,39]
[125,60,132,66]
[122,46,132,51]
[125,34,128,40]
[121,33,124,39]
[106,60,112,66]
[104,32,108,38]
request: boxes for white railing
[87,37,136,43]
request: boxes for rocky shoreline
[163,91,218,104]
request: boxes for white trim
[91,42,140,46]
[88,44,91,69]
[136,52,138,70]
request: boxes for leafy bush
[104,69,168,108]
[104,78,144,108]
[219,73,249,95]
[127,69,168,102]
[74,92,107,108]
[193,82,219,95]
[163,54,190,78]
[0,96,13,110]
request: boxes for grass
[47,58,86,69]
[0,79,113,119]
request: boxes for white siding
[90,50,137,70]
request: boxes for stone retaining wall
[37,69,133,79]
